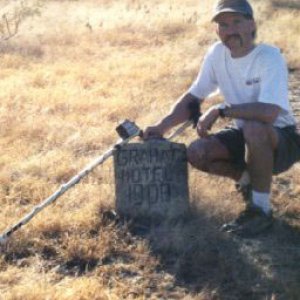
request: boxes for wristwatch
[218,103,227,118]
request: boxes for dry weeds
[0,0,299,299]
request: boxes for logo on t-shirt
[245,77,260,86]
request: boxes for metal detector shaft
[0,132,139,244]
[167,120,193,141]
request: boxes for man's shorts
[214,126,300,175]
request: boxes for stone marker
[113,140,190,219]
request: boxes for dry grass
[0,0,299,299]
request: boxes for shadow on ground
[1,195,299,299]
[126,197,300,300]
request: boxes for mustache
[225,34,243,45]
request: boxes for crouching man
[143,0,300,237]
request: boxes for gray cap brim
[212,8,250,21]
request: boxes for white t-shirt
[188,42,296,128]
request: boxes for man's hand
[143,124,165,140]
[197,105,220,137]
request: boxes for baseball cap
[212,0,254,21]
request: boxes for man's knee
[187,140,209,170]
[242,121,273,145]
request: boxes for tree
[0,0,42,41]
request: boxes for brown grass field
[0,0,300,299]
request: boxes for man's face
[215,12,256,56]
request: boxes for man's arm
[221,102,281,123]
[197,102,281,138]
[143,93,203,139]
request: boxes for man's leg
[243,121,279,193]
[220,121,278,236]
[187,123,278,237]
[187,136,243,181]
[187,129,252,204]
[243,121,279,215]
